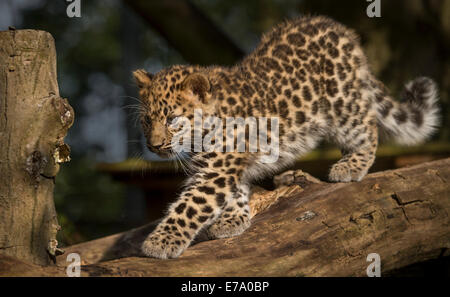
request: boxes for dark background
[1,0,448,248]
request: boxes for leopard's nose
[147,140,163,151]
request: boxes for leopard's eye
[167,116,178,126]
[142,115,151,127]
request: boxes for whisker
[120,95,143,104]
[129,151,146,178]
[175,151,190,176]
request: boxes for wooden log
[0,29,74,265]
[2,158,448,276]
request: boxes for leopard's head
[133,66,215,157]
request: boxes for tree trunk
[1,158,448,276]
[0,29,74,266]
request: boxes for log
[0,29,74,265]
[1,158,449,276]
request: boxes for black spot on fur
[302,86,312,101]
[198,186,215,195]
[283,63,294,74]
[309,78,320,95]
[312,101,319,115]
[326,79,338,97]
[272,44,293,61]
[292,95,302,107]
[342,43,355,54]
[287,33,306,47]
[328,47,339,58]
[263,58,282,72]
[227,97,237,105]
[226,168,236,174]
[205,172,219,179]
[186,207,197,219]
[394,109,408,124]
[324,59,335,76]
[319,97,331,113]
[197,216,209,223]
[295,49,309,60]
[410,108,424,127]
[195,159,208,168]
[328,32,339,45]
[375,93,384,103]
[193,196,207,204]
[333,98,344,116]
[213,159,223,167]
[284,89,292,99]
[177,219,186,227]
[279,100,289,118]
[216,193,226,206]
[303,25,318,36]
[307,42,320,57]
[296,111,306,125]
[204,152,218,158]
[214,177,226,188]
[175,203,186,214]
[202,206,213,213]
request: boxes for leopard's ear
[181,73,211,103]
[133,69,153,88]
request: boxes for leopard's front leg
[205,184,251,239]
[141,153,248,259]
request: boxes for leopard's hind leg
[329,113,378,182]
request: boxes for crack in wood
[349,210,377,225]
[321,221,338,228]
[389,193,423,224]
[393,172,407,180]
[390,193,424,206]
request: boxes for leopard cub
[133,15,439,259]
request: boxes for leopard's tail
[373,77,440,145]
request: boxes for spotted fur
[133,15,440,259]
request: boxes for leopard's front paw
[206,216,251,239]
[141,230,189,259]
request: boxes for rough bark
[0,29,74,265]
[1,158,448,276]
[123,0,244,65]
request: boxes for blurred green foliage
[54,155,125,246]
